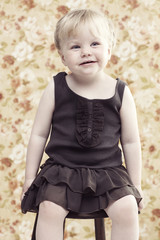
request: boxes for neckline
[63,72,119,102]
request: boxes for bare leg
[105,195,139,240]
[36,201,69,240]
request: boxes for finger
[20,192,25,201]
[138,201,144,211]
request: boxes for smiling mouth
[80,61,97,65]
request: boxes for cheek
[96,51,107,61]
[67,53,78,62]
[63,54,77,67]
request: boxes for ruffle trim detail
[21,158,142,214]
[75,98,104,148]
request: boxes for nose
[81,46,91,57]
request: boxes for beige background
[0,0,160,239]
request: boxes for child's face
[59,24,110,78]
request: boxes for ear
[58,50,67,66]
[108,48,111,60]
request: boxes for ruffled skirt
[21,158,142,214]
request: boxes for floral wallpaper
[0,0,160,239]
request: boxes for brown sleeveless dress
[21,72,142,215]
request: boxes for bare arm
[120,86,142,187]
[22,79,55,195]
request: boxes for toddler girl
[21,9,143,240]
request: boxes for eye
[91,42,100,47]
[71,45,80,49]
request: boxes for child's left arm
[120,86,143,209]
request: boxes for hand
[135,185,144,211]
[21,178,34,201]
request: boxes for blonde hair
[54,9,116,53]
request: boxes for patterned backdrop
[0,0,160,239]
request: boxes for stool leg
[63,219,66,239]
[94,218,106,240]
[31,213,39,240]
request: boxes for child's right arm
[22,79,55,198]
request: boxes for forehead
[67,26,96,40]
[58,15,113,50]
[67,21,108,40]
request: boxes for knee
[106,195,138,224]
[39,201,68,220]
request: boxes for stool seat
[65,210,108,240]
[66,210,108,219]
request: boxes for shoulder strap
[53,71,67,95]
[117,78,127,102]
[52,72,67,110]
[53,71,67,85]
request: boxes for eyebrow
[68,37,103,43]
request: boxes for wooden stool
[65,210,108,240]
[31,210,108,240]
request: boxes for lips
[80,60,96,65]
